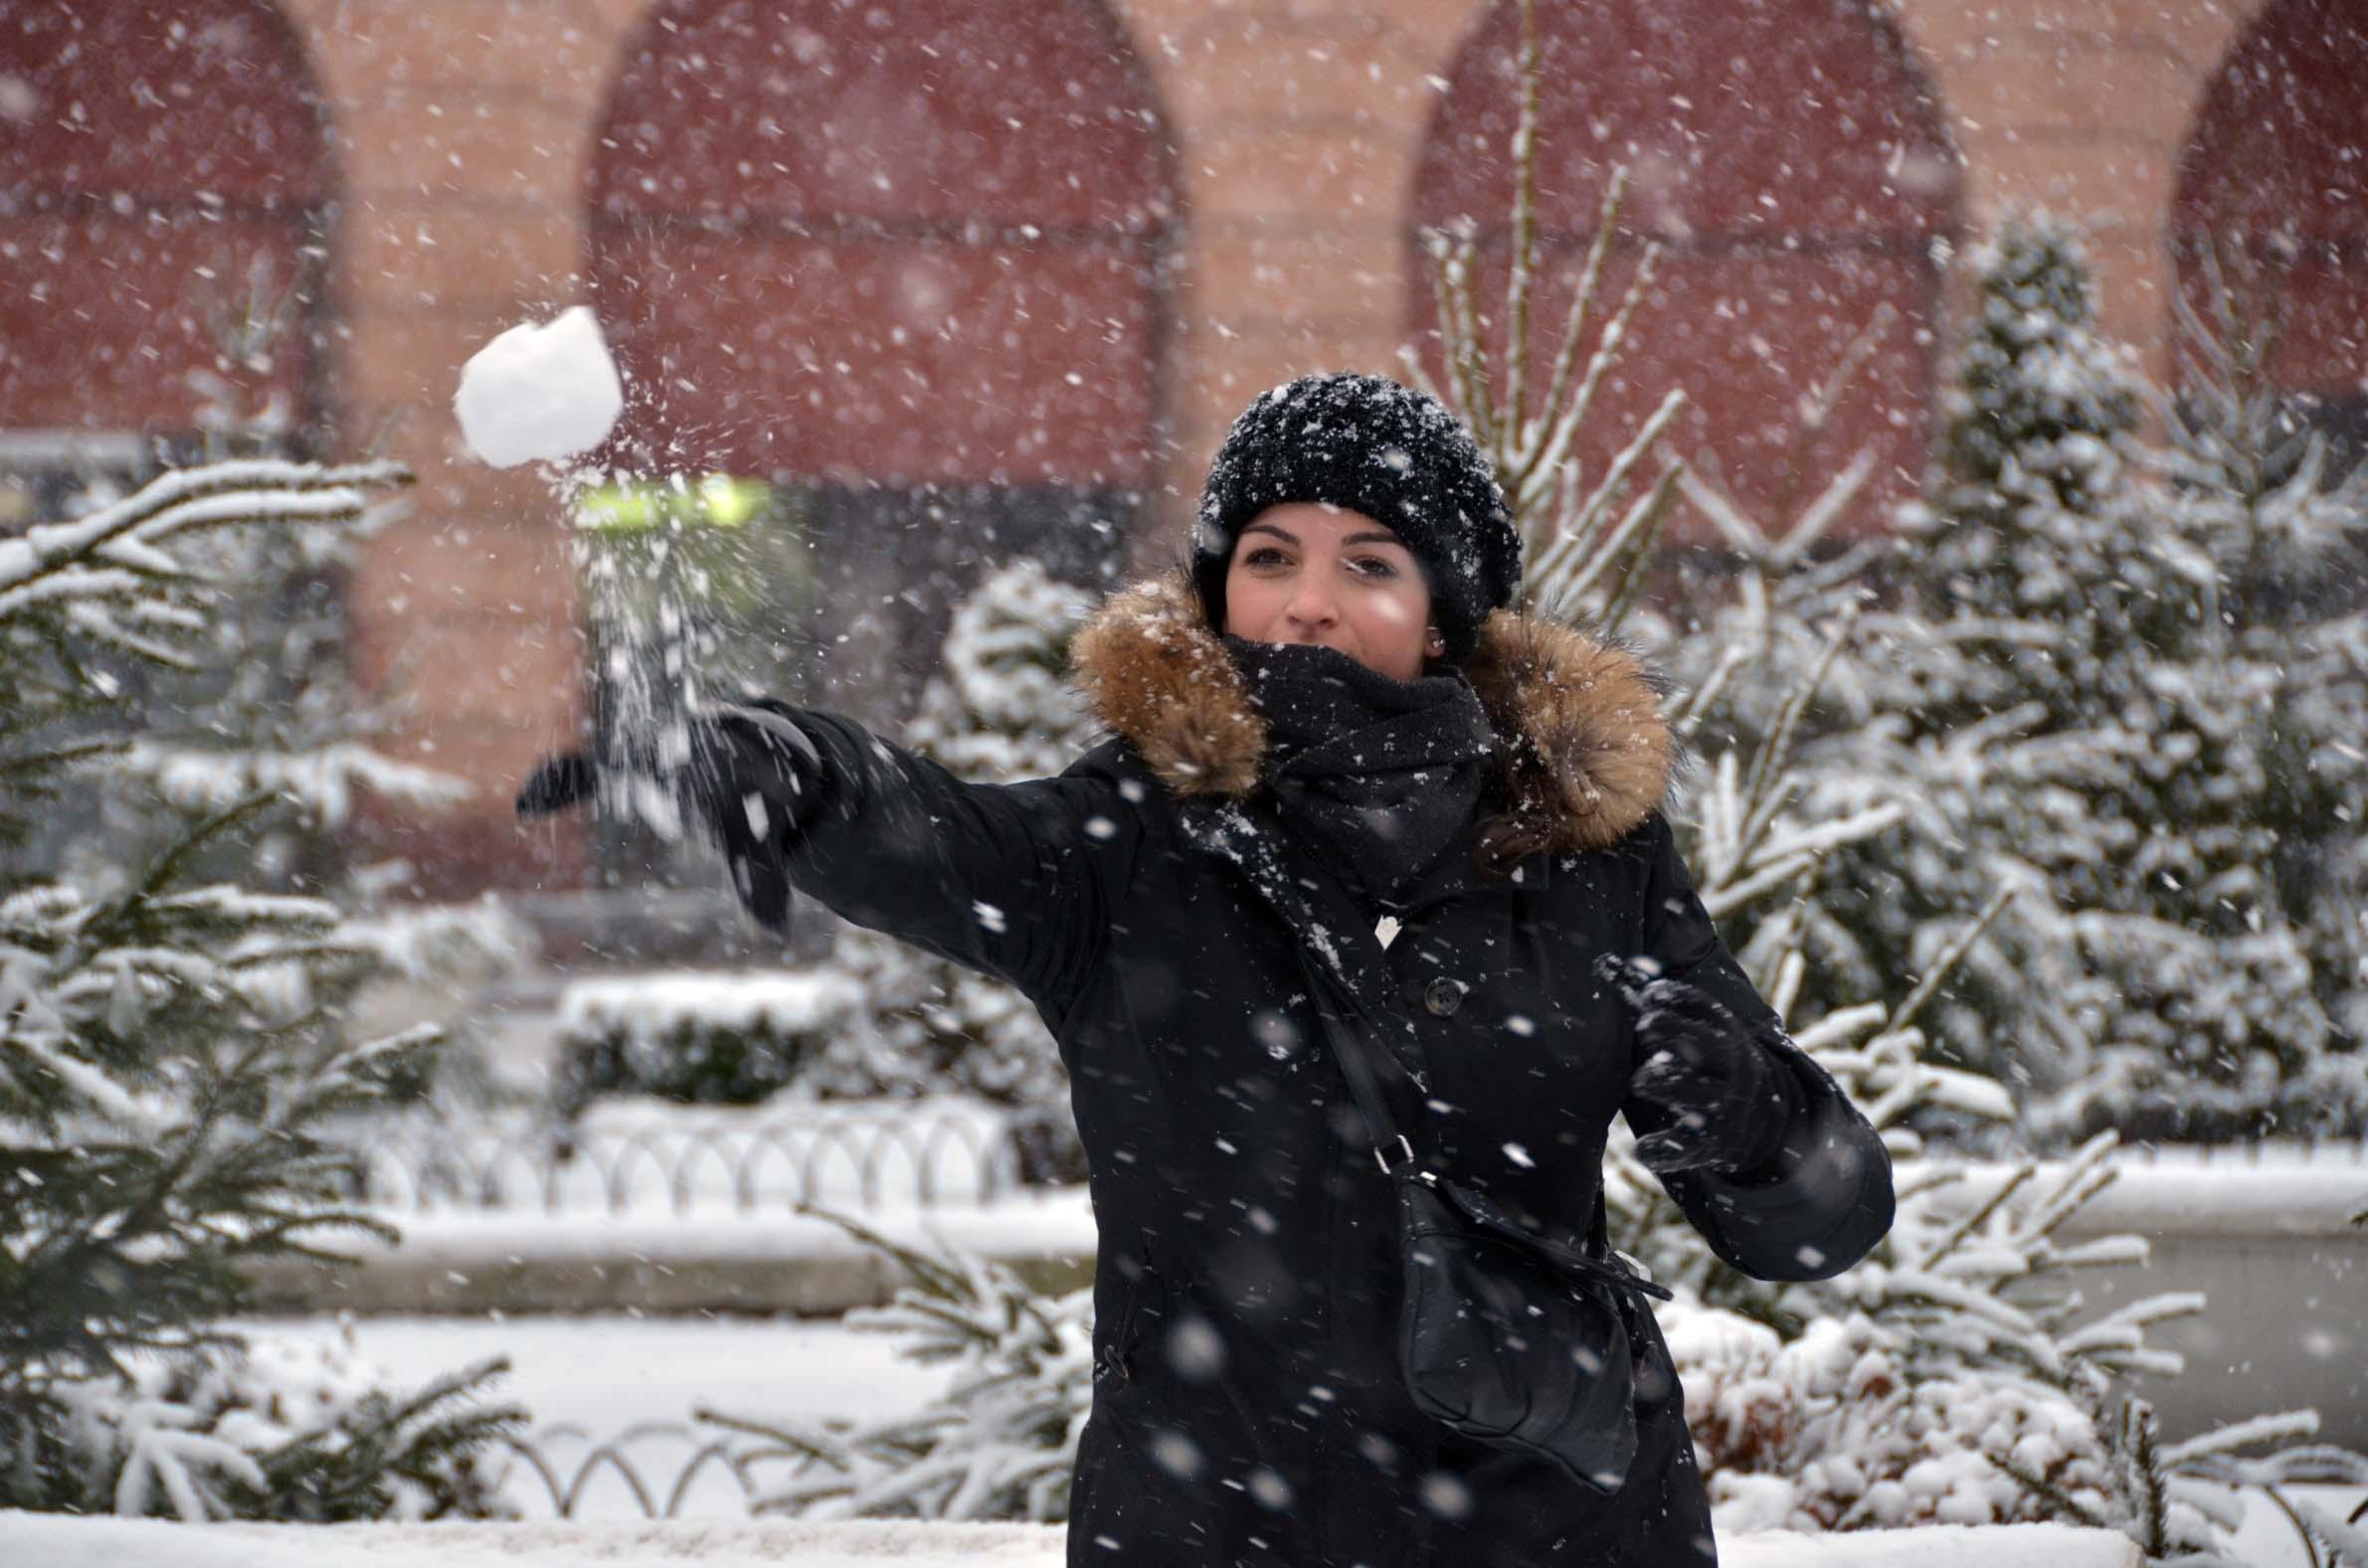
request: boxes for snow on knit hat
[1192,372,1523,664]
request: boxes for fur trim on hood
[1069,573,1674,858]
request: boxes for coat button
[1424,976,1466,1017]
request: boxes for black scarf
[1225,638,1496,910]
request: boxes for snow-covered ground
[248,1312,955,1519]
[0,1514,2149,1567]
[255,1312,2360,1565]
[1938,1145,2368,1234]
[249,1313,953,1439]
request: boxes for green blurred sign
[576,473,773,533]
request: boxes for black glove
[1595,955,1799,1178]
[515,701,823,933]
[514,751,599,817]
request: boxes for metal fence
[490,1420,1024,1520]
[346,1104,1021,1216]
[497,1423,770,1520]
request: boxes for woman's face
[1222,503,1437,681]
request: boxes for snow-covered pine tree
[0,458,523,1519]
[24,263,528,1102]
[807,560,1100,1182]
[1915,211,2147,654]
[901,558,1100,784]
[1843,209,2187,1104]
[2095,246,2368,1138]
[1866,212,2366,1141]
[54,259,474,904]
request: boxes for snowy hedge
[551,971,865,1118]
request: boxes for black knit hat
[1193,372,1523,664]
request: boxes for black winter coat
[764,576,1894,1567]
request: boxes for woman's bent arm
[1626,813,1896,1282]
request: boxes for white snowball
[453,305,625,467]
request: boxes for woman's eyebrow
[1241,522,1300,546]
[1343,531,1408,549]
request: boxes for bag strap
[1180,799,1432,1165]
[1262,864,1431,1174]
[1303,951,1422,1175]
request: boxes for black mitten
[513,701,823,934]
[1595,955,1799,1178]
[516,751,598,817]
[680,701,823,932]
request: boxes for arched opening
[585,0,1178,743]
[0,0,335,479]
[2172,0,2368,478]
[1409,0,1958,543]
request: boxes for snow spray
[455,307,707,839]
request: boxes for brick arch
[1409,0,1960,540]
[2173,0,2368,402]
[586,0,1180,491]
[0,0,335,438]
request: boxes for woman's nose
[1285,573,1339,627]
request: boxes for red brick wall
[1888,0,2251,368]
[10,0,2338,898]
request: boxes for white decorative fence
[344,1101,1020,1216]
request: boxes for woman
[521,373,1893,1565]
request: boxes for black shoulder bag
[1185,801,1674,1495]
[1305,958,1673,1494]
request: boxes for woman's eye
[1245,547,1289,567]
[1350,556,1398,579]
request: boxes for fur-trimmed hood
[1069,573,1675,857]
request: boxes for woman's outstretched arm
[750,708,1135,1015]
